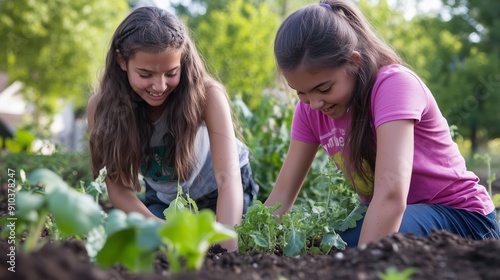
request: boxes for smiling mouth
[322,105,335,113]
[147,90,165,97]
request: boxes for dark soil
[1,229,500,280]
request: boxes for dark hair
[274,0,402,189]
[89,6,222,190]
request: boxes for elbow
[373,188,408,214]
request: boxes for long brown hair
[274,0,402,188]
[89,6,225,190]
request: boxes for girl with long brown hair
[87,6,258,251]
[264,0,499,247]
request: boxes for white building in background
[0,73,87,153]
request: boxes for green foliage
[3,129,35,153]
[159,182,237,274]
[378,266,417,280]
[96,184,236,275]
[1,168,103,252]
[236,189,365,256]
[192,0,279,109]
[0,0,129,135]
[474,153,497,198]
[234,95,295,201]
[80,167,108,204]
[96,210,163,273]
[159,209,237,273]
[235,201,282,252]
[236,165,365,255]
[0,149,93,188]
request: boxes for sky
[386,0,443,19]
[152,0,444,20]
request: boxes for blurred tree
[428,0,500,152]
[358,0,500,153]
[0,0,129,137]
[190,0,280,109]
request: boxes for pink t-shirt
[291,64,494,215]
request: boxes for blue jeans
[144,163,259,219]
[339,203,500,247]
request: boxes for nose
[308,94,324,110]
[151,76,168,93]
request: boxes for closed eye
[318,86,332,93]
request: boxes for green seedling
[158,208,237,274]
[474,153,500,215]
[474,153,497,198]
[236,171,365,256]
[80,167,107,204]
[96,182,236,275]
[235,200,282,253]
[378,266,417,280]
[160,182,236,274]
[95,210,163,273]
[2,168,103,252]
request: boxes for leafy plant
[96,183,236,275]
[235,200,282,253]
[79,166,107,204]
[236,167,366,256]
[95,210,163,273]
[158,209,237,273]
[2,168,103,252]
[159,183,237,274]
[473,153,498,199]
[0,149,94,188]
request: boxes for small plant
[159,183,237,274]
[95,210,163,273]
[236,168,366,256]
[235,200,282,253]
[474,153,500,217]
[96,183,236,275]
[1,168,103,252]
[236,200,365,256]
[158,209,237,273]
[378,266,417,280]
[79,166,107,204]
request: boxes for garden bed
[1,229,499,280]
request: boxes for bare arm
[358,119,414,246]
[86,95,162,221]
[204,86,243,251]
[264,139,319,216]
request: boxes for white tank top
[142,110,250,204]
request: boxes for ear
[115,50,127,71]
[350,51,361,65]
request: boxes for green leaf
[27,168,68,193]
[284,229,305,256]
[103,209,128,236]
[47,187,102,236]
[135,219,163,251]
[492,194,500,208]
[158,208,236,272]
[15,192,46,221]
[126,211,147,228]
[96,228,155,273]
[338,203,367,232]
[249,233,268,248]
[320,232,346,252]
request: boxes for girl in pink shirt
[264,0,500,247]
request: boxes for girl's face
[282,62,357,120]
[118,49,182,109]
